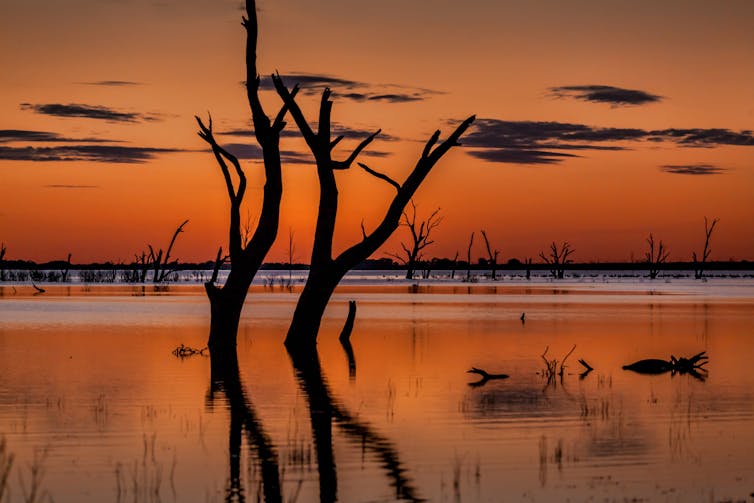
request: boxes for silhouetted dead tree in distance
[273,76,474,350]
[539,241,574,279]
[195,0,299,353]
[465,232,475,281]
[480,230,500,280]
[387,200,442,280]
[149,220,188,283]
[645,233,669,280]
[693,217,719,280]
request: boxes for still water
[1,282,753,502]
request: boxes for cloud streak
[221,122,396,142]
[223,143,313,165]
[80,80,143,87]
[258,73,437,103]
[461,118,754,165]
[549,85,663,106]
[20,103,160,123]
[660,164,727,175]
[0,145,180,163]
[0,129,113,144]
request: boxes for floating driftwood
[623,351,708,380]
[467,367,509,387]
[172,344,208,358]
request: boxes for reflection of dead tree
[288,347,423,503]
[645,233,669,280]
[387,201,442,280]
[693,217,719,280]
[480,230,500,280]
[274,69,474,349]
[207,352,282,503]
[196,0,299,353]
[465,232,475,282]
[539,242,574,279]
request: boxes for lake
[1,278,753,502]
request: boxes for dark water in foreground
[1,283,753,502]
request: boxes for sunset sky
[2,0,753,264]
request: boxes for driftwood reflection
[207,351,282,503]
[288,344,423,503]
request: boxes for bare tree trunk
[197,0,296,353]
[274,78,473,350]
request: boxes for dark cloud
[660,164,727,175]
[257,73,436,103]
[461,118,754,165]
[221,122,396,142]
[651,128,754,147]
[80,81,143,87]
[0,129,113,143]
[0,145,180,163]
[20,103,160,123]
[550,85,663,106]
[467,149,579,165]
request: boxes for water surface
[1,282,753,502]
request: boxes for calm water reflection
[1,284,753,502]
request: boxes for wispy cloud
[0,129,113,143]
[258,73,437,103]
[549,85,663,106]
[221,122,396,142]
[660,164,727,175]
[20,103,161,123]
[467,149,579,165]
[0,145,180,163]
[223,143,313,165]
[461,118,754,165]
[79,80,144,87]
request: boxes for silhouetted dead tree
[539,241,574,279]
[287,228,296,283]
[195,0,299,353]
[693,217,719,280]
[450,251,459,279]
[525,257,532,280]
[480,230,500,280]
[147,220,188,283]
[387,200,442,280]
[273,76,474,350]
[61,253,72,283]
[465,232,475,282]
[645,233,669,280]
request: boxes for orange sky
[1,0,753,263]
